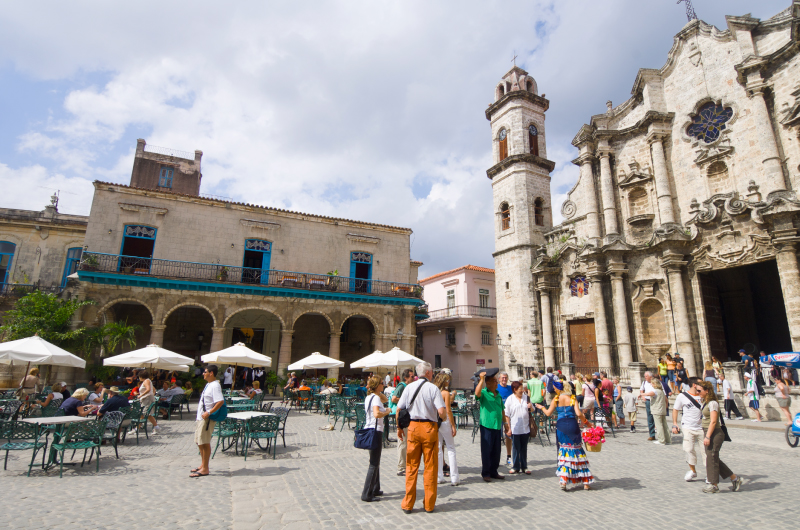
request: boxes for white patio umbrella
[376,347,423,368]
[0,335,86,389]
[0,335,87,368]
[102,344,194,372]
[201,342,272,368]
[349,350,384,369]
[288,352,344,371]
[202,342,272,390]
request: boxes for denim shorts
[667,370,675,382]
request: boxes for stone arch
[499,201,512,230]
[96,297,156,324]
[162,301,217,327]
[223,306,286,330]
[292,310,334,331]
[338,312,381,334]
[534,197,545,226]
[495,83,505,101]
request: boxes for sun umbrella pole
[18,361,30,391]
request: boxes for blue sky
[0,0,791,278]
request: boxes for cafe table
[226,411,274,421]
[22,416,95,470]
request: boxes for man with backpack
[671,377,706,482]
[191,364,224,478]
[542,367,556,405]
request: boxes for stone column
[648,134,676,225]
[149,325,166,346]
[628,362,647,389]
[774,242,800,350]
[577,152,601,243]
[560,362,575,378]
[328,332,342,381]
[722,362,745,392]
[278,329,294,375]
[749,86,786,192]
[608,266,633,369]
[598,150,619,237]
[663,253,697,376]
[539,288,556,370]
[209,327,225,352]
[588,271,613,369]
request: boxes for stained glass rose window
[686,102,733,144]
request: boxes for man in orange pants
[397,362,446,514]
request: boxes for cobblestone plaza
[1,405,797,530]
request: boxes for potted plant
[82,254,100,271]
[582,426,606,452]
[326,269,339,291]
[216,266,229,281]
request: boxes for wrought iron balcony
[419,305,497,321]
[78,252,422,299]
[0,283,61,298]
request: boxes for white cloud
[0,0,791,276]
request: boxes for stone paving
[1,404,799,530]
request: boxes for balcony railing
[420,305,497,321]
[78,252,422,299]
[0,283,61,298]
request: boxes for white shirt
[746,379,758,402]
[51,392,64,401]
[640,381,655,401]
[197,380,224,421]
[88,392,104,406]
[364,394,386,432]
[722,379,732,400]
[223,369,234,385]
[673,392,703,431]
[504,393,531,435]
[396,379,445,422]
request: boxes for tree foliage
[0,291,95,348]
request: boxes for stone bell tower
[486,66,556,377]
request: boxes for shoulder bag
[202,383,228,426]
[526,396,538,438]
[397,382,426,430]
[354,396,381,450]
[684,392,731,442]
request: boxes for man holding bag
[396,362,446,514]
[191,365,224,478]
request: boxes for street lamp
[391,329,404,346]
[197,331,205,351]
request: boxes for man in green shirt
[527,371,545,406]
[474,367,507,481]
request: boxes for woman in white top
[699,380,742,493]
[577,373,597,422]
[503,381,533,474]
[361,375,390,503]
[35,382,64,408]
[434,372,460,486]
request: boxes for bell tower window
[529,125,539,157]
[500,202,511,230]
[534,198,544,226]
[498,129,508,162]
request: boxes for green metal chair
[242,415,281,460]
[271,407,289,447]
[100,411,126,459]
[354,405,366,431]
[0,421,48,476]
[211,419,243,458]
[127,401,155,443]
[51,419,106,478]
[0,400,23,421]
[471,407,481,443]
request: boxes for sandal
[524,470,531,475]
[189,472,209,478]
[190,467,201,473]
[560,482,567,491]
[509,469,517,474]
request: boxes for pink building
[416,265,498,389]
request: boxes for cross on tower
[677,0,697,22]
[512,51,518,67]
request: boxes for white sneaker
[653,441,663,445]
[437,478,448,484]
[684,470,697,482]
[736,416,745,420]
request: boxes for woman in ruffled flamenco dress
[535,379,595,491]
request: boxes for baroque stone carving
[686,192,749,225]
[561,200,577,219]
[617,160,653,188]
[691,235,775,271]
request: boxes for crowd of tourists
[355,359,753,512]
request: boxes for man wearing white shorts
[192,364,224,478]
[672,377,706,482]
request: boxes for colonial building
[525,3,800,380]
[67,139,423,379]
[416,265,498,388]
[0,197,87,305]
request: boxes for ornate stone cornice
[118,203,168,215]
[240,218,281,230]
[486,153,556,179]
[485,90,549,121]
[687,189,800,226]
[570,153,596,167]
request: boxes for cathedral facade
[492,3,800,379]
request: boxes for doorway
[350,252,372,293]
[699,260,791,360]
[120,225,156,272]
[568,318,598,370]
[242,239,271,284]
